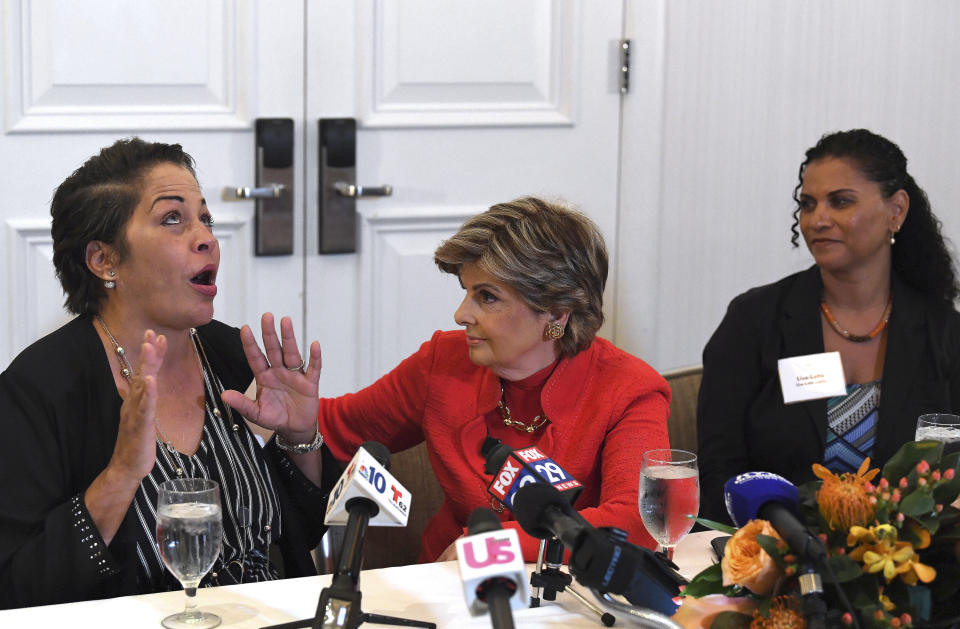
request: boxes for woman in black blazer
[697,129,960,524]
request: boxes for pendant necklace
[96,315,200,469]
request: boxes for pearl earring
[104,270,116,289]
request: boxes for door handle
[222,184,286,200]
[333,182,393,198]
[220,118,294,256]
[318,117,393,254]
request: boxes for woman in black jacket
[0,138,336,608]
[697,129,960,524]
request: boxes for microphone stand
[529,538,616,627]
[261,500,436,629]
[798,563,827,629]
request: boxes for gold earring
[545,321,564,340]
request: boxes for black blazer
[0,315,337,609]
[697,266,960,523]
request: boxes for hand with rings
[220,313,321,442]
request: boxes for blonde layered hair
[434,197,607,357]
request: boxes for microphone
[324,442,411,529]
[723,472,826,564]
[724,472,828,629]
[315,442,410,629]
[456,508,529,629]
[512,483,684,616]
[484,443,582,512]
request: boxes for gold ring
[285,358,306,374]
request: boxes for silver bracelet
[275,426,324,454]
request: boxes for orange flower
[813,458,879,530]
[721,520,784,595]
[750,596,806,629]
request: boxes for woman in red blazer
[232,197,671,562]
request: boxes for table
[0,531,720,628]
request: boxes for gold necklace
[96,315,195,456]
[497,384,549,433]
[820,295,893,343]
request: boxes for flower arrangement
[675,440,960,629]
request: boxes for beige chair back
[662,365,702,454]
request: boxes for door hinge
[619,39,631,94]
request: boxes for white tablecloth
[0,531,721,628]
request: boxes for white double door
[0,1,626,394]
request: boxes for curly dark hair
[50,137,197,315]
[790,128,959,305]
[434,196,608,357]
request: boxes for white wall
[617,0,960,371]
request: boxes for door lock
[318,118,392,254]
[222,118,294,256]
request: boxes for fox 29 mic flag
[324,445,411,527]
[487,446,581,512]
[456,522,529,616]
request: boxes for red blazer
[318,330,671,562]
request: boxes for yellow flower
[813,458,878,531]
[849,524,936,584]
[879,591,895,612]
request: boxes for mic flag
[456,508,530,617]
[723,470,799,528]
[485,444,582,512]
[724,471,827,564]
[324,444,411,527]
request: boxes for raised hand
[221,313,322,442]
[109,330,167,483]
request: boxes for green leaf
[755,534,786,568]
[691,517,738,534]
[899,490,936,517]
[908,585,932,622]
[826,554,863,582]
[711,611,754,629]
[682,563,726,597]
[883,440,943,483]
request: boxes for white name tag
[778,352,847,404]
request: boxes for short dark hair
[790,129,959,305]
[434,196,608,356]
[51,137,197,314]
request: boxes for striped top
[824,380,880,474]
[130,330,281,591]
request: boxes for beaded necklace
[819,295,893,343]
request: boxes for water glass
[156,478,223,629]
[916,414,960,455]
[638,448,699,560]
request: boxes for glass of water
[639,449,699,560]
[156,478,223,629]
[916,414,960,455]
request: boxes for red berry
[946,468,956,480]
[891,618,902,628]
[879,478,890,489]
[900,477,909,488]
[932,470,942,482]
[842,613,854,625]
[917,460,930,474]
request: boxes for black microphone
[314,441,392,629]
[512,483,684,616]
[456,508,528,629]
